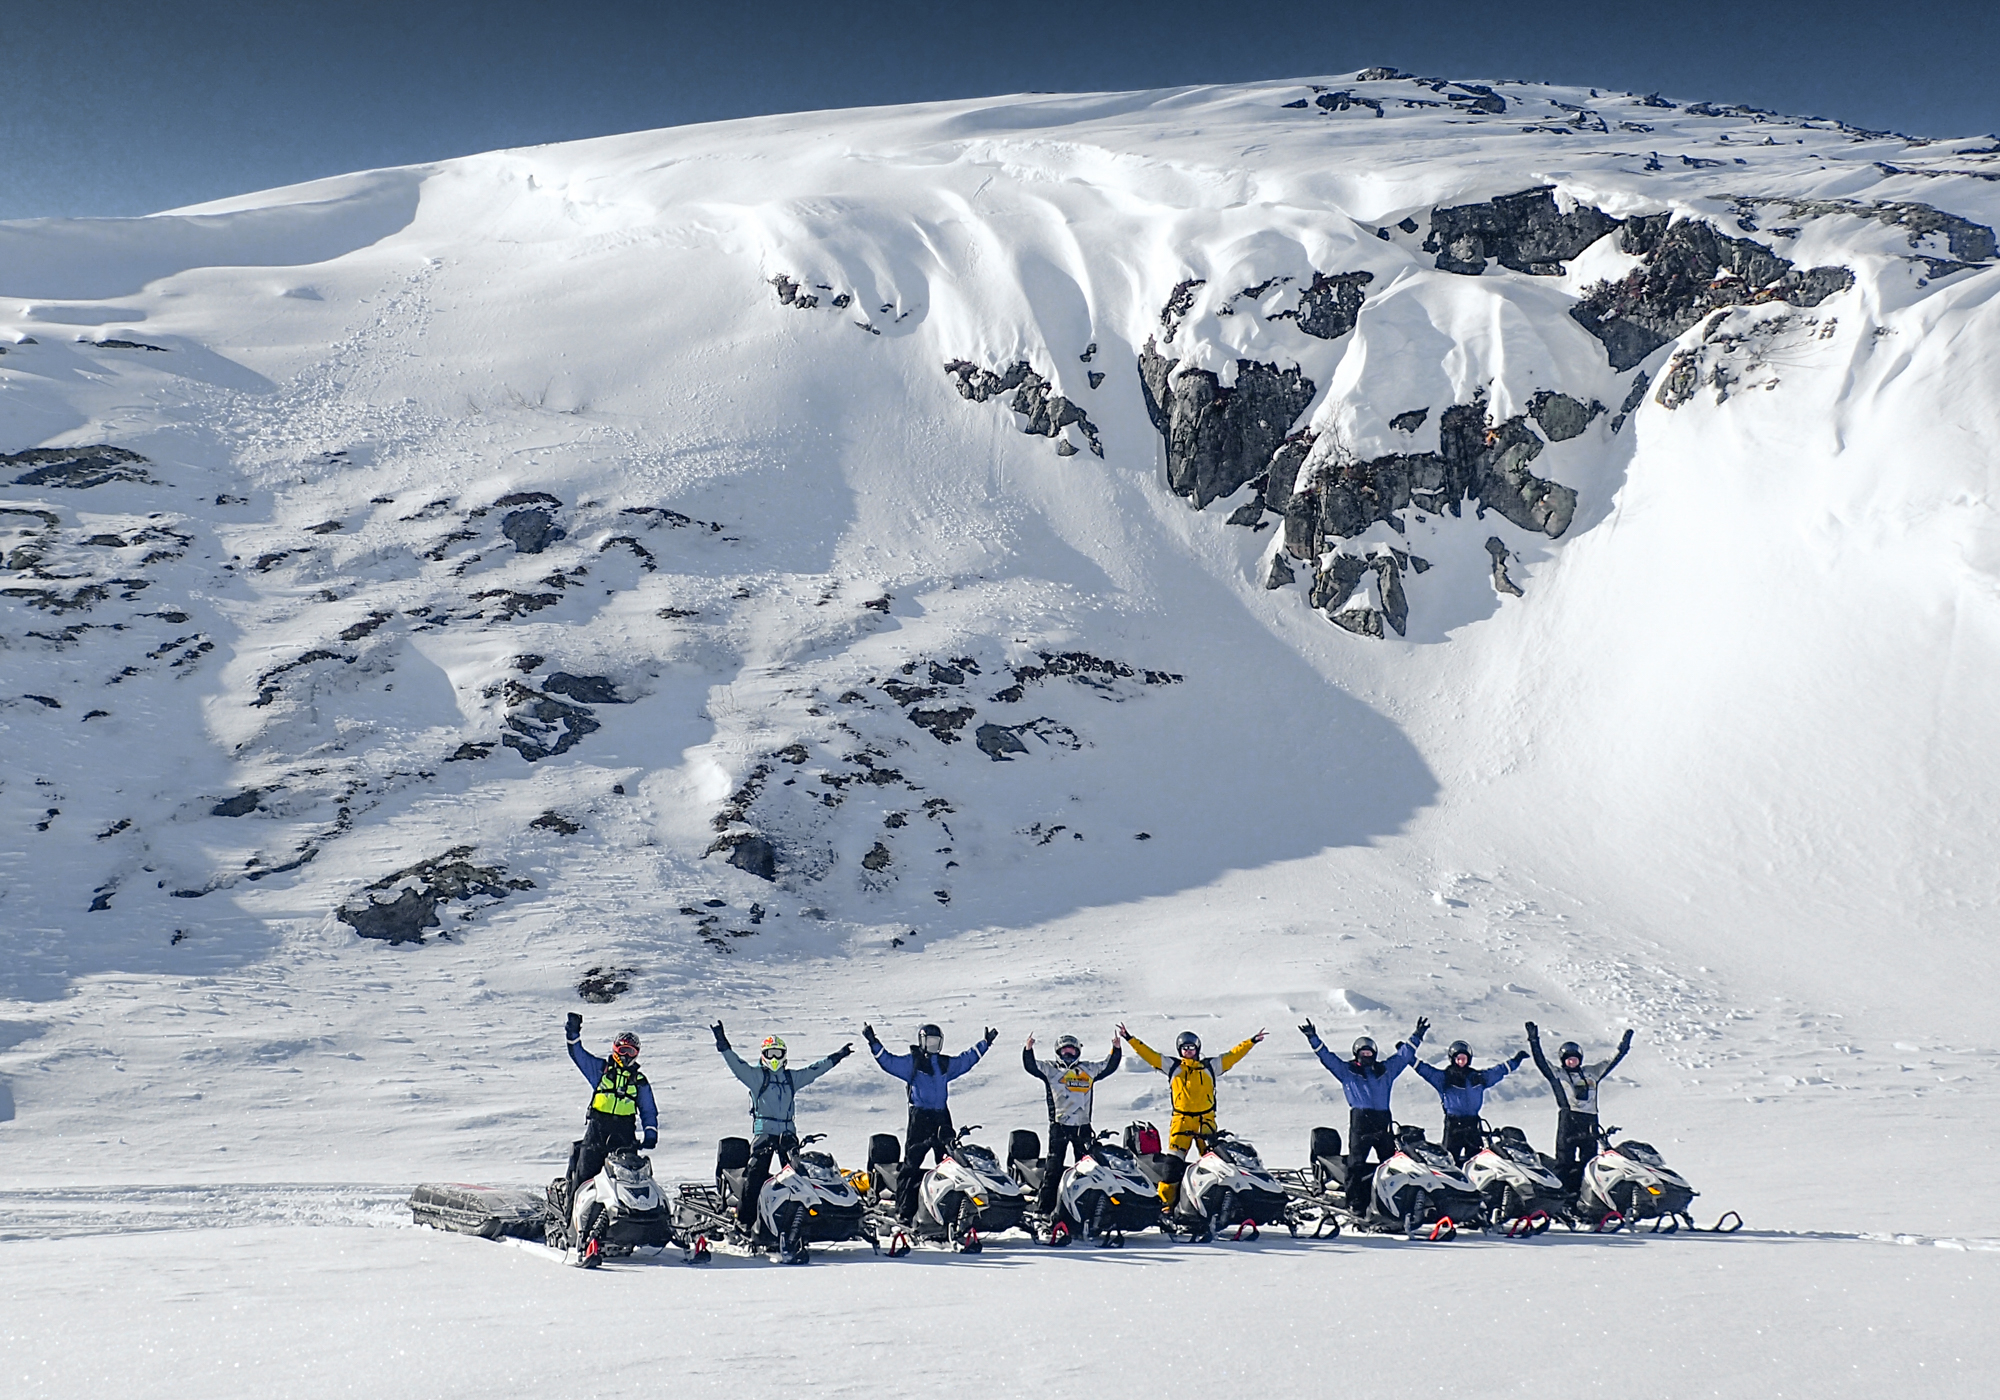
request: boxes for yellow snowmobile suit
[1125,1034,1257,1206]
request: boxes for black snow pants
[1038,1122,1095,1215]
[567,1112,637,1200]
[1345,1108,1395,1213]
[1443,1115,1484,1166]
[1555,1108,1601,1195]
[739,1131,802,1231]
[896,1107,955,1224]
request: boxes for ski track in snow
[2,69,1999,1394]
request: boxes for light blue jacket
[719,1045,840,1137]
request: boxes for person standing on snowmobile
[1118,1023,1265,1208]
[1022,1032,1122,1217]
[1525,1021,1635,1194]
[864,1021,997,1225]
[1298,1017,1428,1213]
[1414,1039,1529,1164]
[710,1021,853,1232]
[563,1013,659,1201]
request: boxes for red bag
[1133,1123,1162,1155]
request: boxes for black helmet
[1447,1040,1472,1063]
[1351,1036,1377,1058]
[1055,1034,1082,1062]
[1175,1031,1201,1057]
[1558,1040,1583,1065]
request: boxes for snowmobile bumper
[600,1205,675,1250]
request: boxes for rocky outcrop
[1138,341,1317,509]
[337,846,533,944]
[1486,537,1524,596]
[945,359,1104,457]
[1292,271,1374,340]
[1283,395,1576,563]
[1571,216,1853,370]
[1528,391,1603,442]
[1425,188,1620,276]
[3,446,156,489]
[500,680,602,761]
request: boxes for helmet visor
[921,1034,943,1055]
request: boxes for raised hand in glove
[1619,1028,1635,1050]
[1524,1021,1540,1040]
[833,1042,854,1062]
[1413,1016,1431,1041]
[565,1012,583,1040]
[1510,1050,1529,1068]
[710,1021,729,1051]
[1251,1028,1267,1043]
[862,1023,879,1048]
[983,1027,999,1047]
[1298,1019,1317,1039]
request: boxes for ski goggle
[921,1035,943,1054]
[612,1038,640,1061]
[1355,1046,1377,1059]
[761,1047,787,1065]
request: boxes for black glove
[832,1043,854,1062]
[1298,1019,1316,1039]
[862,1023,879,1048]
[710,1021,728,1051]
[983,1027,999,1047]
[1619,1028,1635,1050]
[1413,1016,1430,1041]
[565,1012,582,1040]
[642,1129,658,1150]
[1510,1050,1529,1068]
[1524,1021,1540,1041]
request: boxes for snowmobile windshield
[1618,1141,1666,1168]
[1090,1141,1136,1167]
[1215,1141,1264,1170]
[955,1144,1002,1172]
[797,1154,845,1185]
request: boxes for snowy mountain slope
[2,71,1999,1252]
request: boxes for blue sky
[4,0,1995,220]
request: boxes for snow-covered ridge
[2,73,1998,1217]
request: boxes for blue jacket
[568,1039,659,1140]
[1306,1027,1424,1111]
[719,1044,840,1137]
[1414,1057,1517,1118]
[872,1039,989,1111]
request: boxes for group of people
[560,1012,1638,1226]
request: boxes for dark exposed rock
[1160,278,1205,338]
[541,672,625,704]
[512,654,545,672]
[1357,66,1412,81]
[1610,372,1651,433]
[1264,553,1296,589]
[576,966,634,1003]
[338,611,393,642]
[1389,408,1429,433]
[250,650,353,707]
[1284,395,1574,560]
[1732,196,1996,262]
[943,359,1104,456]
[975,723,1029,760]
[1571,216,1854,370]
[494,491,563,510]
[211,790,261,818]
[1311,552,1372,612]
[908,705,975,743]
[470,590,560,619]
[3,445,156,489]
[23,694,61,709]
[1292,271,1374,339]
[338,845,533,944]
[501,508,565,554]
[1261,433,1314,515]
[1425,187,1620,276]
[1486,537,1524,596]
[1138,340,1317,509]
[446,742,493,761]
[530,810,583,835]
[1527,391,1603,442]
[1225,501,1266,527]
[862,842,893,871]
[501,681,601,761]
[307,520,343,535]
[1087,371,1105,389]
[1449,83,1505,115]
[1654,350,1703,409]
[87,338,168,352]
[1376,556,1409,636]
[726,836,778,881]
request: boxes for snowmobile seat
[1128,1153,1186,1190]
[1396,1124,1430,1149]
[1008,1129,1041,1166]
[867,1133,902,1168]
[1310,1126,1344,1190]
[716,1135,752,1206]
[1012,1158,1046,1193]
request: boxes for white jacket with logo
[1023,1043,1121,1127]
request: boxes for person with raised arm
[1022,1031,1122,1219]
[865,1020,997,1226]
[1118,1023,1265,1208]
[1298,1016,1428,1213]
[1414,1039,1529,1164]
[1525,1021,1635,1194]
[710,1021,853,1232]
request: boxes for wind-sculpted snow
[3,76,2000,1290]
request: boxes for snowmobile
[908,1126,1030,1253]
[544,1146,677,1268]
[1167,1132,1294,1242]
[1462,1124,1568,1234]
[1576,1131,1699,1232]
[1010,1127,1163,1246]
[1365,1126,1486,1239]
[675,1134,872,1264]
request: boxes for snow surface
[4,71,2000,1395]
